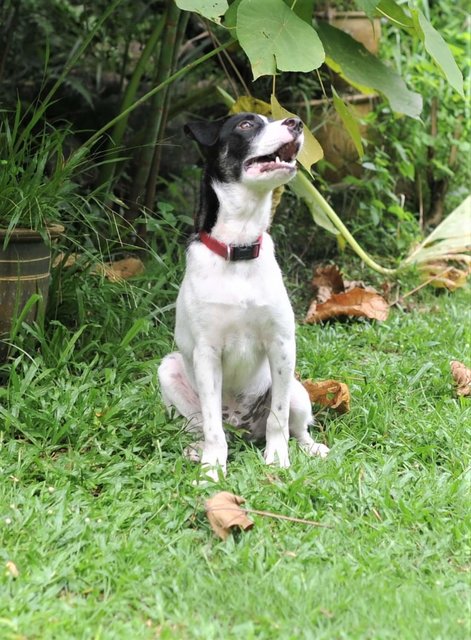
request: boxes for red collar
[199,231,263,261]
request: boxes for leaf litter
[306,264,389,323]
[302,379,350,414]
[205,492,331,541]
[450,360,471,396]
[53,254,145,282]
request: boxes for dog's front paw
[264,438,290,468]
[200,445,227,479]
[203,465,226,482]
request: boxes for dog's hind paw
[301,441,330,458]
[184,441,203,463]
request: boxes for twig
[417,173,424,231]
[390,268,450,306]
[206,506,333,529]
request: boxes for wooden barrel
[0,225,63,363]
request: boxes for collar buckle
[228,240,261,261]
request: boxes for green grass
[0,260,470,639]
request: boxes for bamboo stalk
[143,13,190,219]
[126,1,181,230]
[97,12,166,189]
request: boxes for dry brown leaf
[306,287,389,323]
[205,492,254,541]
[6,560,19,578]
[302,379,351,413]
[53,254,145,282]
[419,262,470,291]
[53,252,81,268]
[312,264,344,303]
[96,257,145,282]
[343,279,378,294]
[450,360,471,396]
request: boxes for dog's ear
[184,120,223,148]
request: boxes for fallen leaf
[405,195,471,265]
[97,257,145,282]
[450,360,471,396]
[306,287,389,323]
[302,379,350,413]
[343,279,378,294]
[419,262,470,291]
[312,264,344,303]
[53,254,145,282]
[205,492,254,541]
[53,252,81,268]
[6,560,19,578]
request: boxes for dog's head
[185,112,303,191]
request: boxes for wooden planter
[0,225,63,363]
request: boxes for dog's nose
[282,117,303,134]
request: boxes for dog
[158,112,329,479]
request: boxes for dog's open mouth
[244,140,300,176]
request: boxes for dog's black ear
[184,120,223,148]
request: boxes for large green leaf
[175,0,228,23]
[405,195,471,264]
[413,9,464,97]
[332,88,364,159]
[316,22,422,118]
[236,0,325,79]
[290,172,338,235]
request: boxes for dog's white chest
[175,235,294,394]
[178,236,291,321]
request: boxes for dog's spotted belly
[222,388,272,442]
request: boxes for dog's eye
[238,120,254,130]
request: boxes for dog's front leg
[264,337,295,468]
[192,343,227,479]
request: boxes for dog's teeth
[275,156,281,164]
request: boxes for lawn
[0,264,470,639]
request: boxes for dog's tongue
[259,161,281,173]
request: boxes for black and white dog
[158,112,329,479]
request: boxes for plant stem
[304,178,400,275]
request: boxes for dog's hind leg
[158,352,204,460]
[289,379,329,458]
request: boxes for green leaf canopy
[317,22,422,118]
[175,0,228,23]
[414,9,464,96]
[236,0,325,80]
